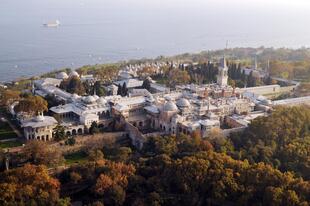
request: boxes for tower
[217,57,228,87]
[254,55,258,70]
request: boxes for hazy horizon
[1,0,310,81]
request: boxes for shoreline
[2,46,310,83]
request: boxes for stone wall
[125,122,146,150]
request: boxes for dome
[69,71,79,78]
[71,93,80,100]
[56,72,68,79]
[98,97,107,104]
[163,101,178,112]
[257,95,266,101]
[176,98,190,107]
[35,115,45,122]
[164,96,172,101]
[83,96,96,104]
[146,95,155,102]
[93,95,99,100]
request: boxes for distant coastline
[2,46,310,83]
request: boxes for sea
[1,0,310,82]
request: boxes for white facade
[21,115,58,141]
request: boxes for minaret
[266,60,270,74]
[254,56,258,70]
[31,81,35,95]
[217,56,228,87]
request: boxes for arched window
[78,128,83,134]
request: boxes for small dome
[146,95,155,102]
[257,95,266,101]
[56,72,68,79]
[176,98,190,107]
[83,96,96,104]
[164,96,172,101]
[98,97,107,104]
[71,93,80,99]
[35,115,45,122]
[69,71,79,78]
[93,95,99,100]
[163,101,178,112]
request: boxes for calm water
[1,0,310,82]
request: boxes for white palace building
[17,58,309,147]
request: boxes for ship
[43,20,60,27]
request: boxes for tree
[241,70,246,83]
[60,77,86,95]
[0,89,20,106]
[45,94,65,108]
[142,79,151,91]
[94,65,119,84]
[0,164,63,205]
[70,171,82,184]
[117,84,122,96]
[53,125,67,141]
[0,149,5,171]
[95,174,113,195]
[15,95,48,115]
[114,147,132,162]
[94,81,106,97]
[247,71,257,87]
[105,185,126,206]
[89,121,100,134]
[65,137,76,146]
[121,82,128,97]
[116,83,128,97]
[229,106,310,180]
[88,149,104,163]
[142,136,177,156]
[22,141,64,167]
[168,69,190,87]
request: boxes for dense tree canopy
[0,164,66,206]
[0,89,20,106]
[168,69,191,87]
[60,76,86,95]
[229,106,310,180]
[15,95,48,115]
[22,141,64,167]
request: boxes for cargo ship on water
[43,20,60,27]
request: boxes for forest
[0,106,309,206]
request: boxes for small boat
[43,20,60,27]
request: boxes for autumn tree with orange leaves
[0,164,68,206]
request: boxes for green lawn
[65,151,88,165]
[0,121,17,140]
[0,140,23,148]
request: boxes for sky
[1,0,310,81]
